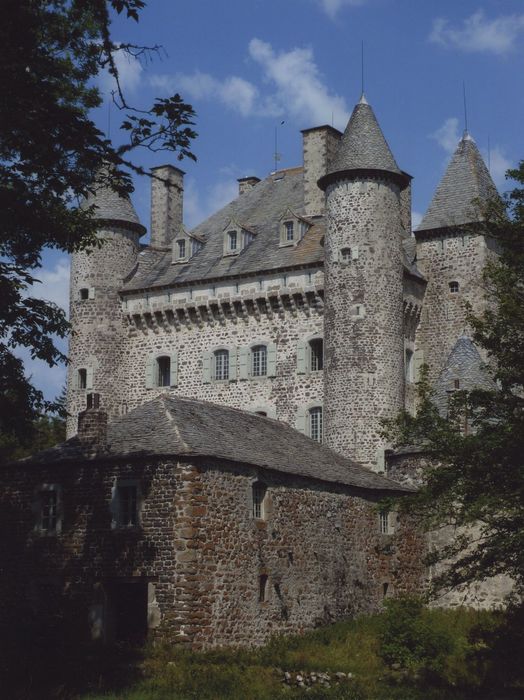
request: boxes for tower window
[405,349,414,382]
[309,338,324,372]
[340,247,351,262]
[252,482,267,520]
[449,281,459,293]
[78,368,87,390]
[251,345,267,377]
[156,356,171,387]
[79,288,89,300]
[309,406,323,443]
[259,574,269,602]
[213,349,229,381]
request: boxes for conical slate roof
[432,335,497,416]
[417,133,498,233]
[319,95,406,189]
[81,175,144,232]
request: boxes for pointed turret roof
[318,95,409,190]
[417,133,498,233]
[432,335,497,416]
[81,173,145,234]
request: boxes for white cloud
[184,176,238,229]
[411,211,423,230]
[248,39,349,129]
[429,11,524,55]
[98,46,144,96]
[29,258,70,313]
[431,117,460,155]
[318,0,366,20]
[151,39,349,130]
[482,146,512,189]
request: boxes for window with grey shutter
[238,346,249,380]
[228,347,237,380]
[145,355,155,389]
[169,352,178,386]
[296,406,306,434]
[266,343,277,377]
[202,351,212,383]
[296,339,307,374]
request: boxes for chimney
[301,125,342,217]
[77,393,108,445]
[237,176,260,196]
[150,165,184,249]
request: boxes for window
[284,221,294,242]
[214,349,229,381]
[340,247,351,262]
[259,574,269,602]
[252,482,267,520]
[156,356,171,387]
[177,239,186,259]
[254,411,267,417]
[79,288,89,300]
[78,368,87,390]
[228,230,238,251]
[379,511,394,535]
[191,238,203,256]
[251,345,267,377]
[309,406,323,443]
[309,338,323,372]
[112,482,140,529]
[405,349,414,382]
[36,485,62,535]
[449,281,459,293]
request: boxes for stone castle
[67,93,498,469]
[0,94,504,648]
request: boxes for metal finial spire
[462,82,468,135]
[361,41,365,98]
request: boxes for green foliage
[383,162,524,593]
[0,1,197,450]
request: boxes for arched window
[309,406,323,443]
[251,345,267,377]
[252,481,267,520]
[214,349,229,381]
[156,356,171,387]
[309,338,323,372]
[449,281,459,293]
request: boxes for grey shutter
[202,351,211,383]
[239,346,249,380]
[296,406,306,434]
[351,245,359,260]
[86,366,94,390]
[228,347,237,380]
[109,482,119,529]
[169,352,178,387]
[296,339,307,374]
[145,355,155,389]
[413,348,424,382]
[88,287,95,300]
[72,369,78,390]
[267,343,277,377]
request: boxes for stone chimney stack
[150,165,185,249]
[301,125,342,218]
[77,393,108,445]
[237,176,260,196]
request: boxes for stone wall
[323,176,405,469]
[0,456,426,649]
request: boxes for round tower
[318,95,411,470]
[66,178,146,437]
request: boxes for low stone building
[1,395,425,648]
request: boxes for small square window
[78,368,87,390]
[340,247,352,263]
[79,288,89,300]
[449,281,459,293]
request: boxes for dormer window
[279,210,310,247]
[222,220,256,256]
[172,229,204,264]
[177,239,186,259]
[227,230,238,252]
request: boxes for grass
[5,602,524,699]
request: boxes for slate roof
[318,95,408,190]
[19,396,412,494]
[121,165,423,292]
[81,176,145,233]
[432,336,497,415]
[417,133,498,233]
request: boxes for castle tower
[66,177,146,437]
[415,132,499,382]
[318,95,411,469]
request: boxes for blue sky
[26,0,524,402]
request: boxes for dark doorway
[106,579,148,643]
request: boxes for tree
[384,162,524,594]
[0,0,197,457]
